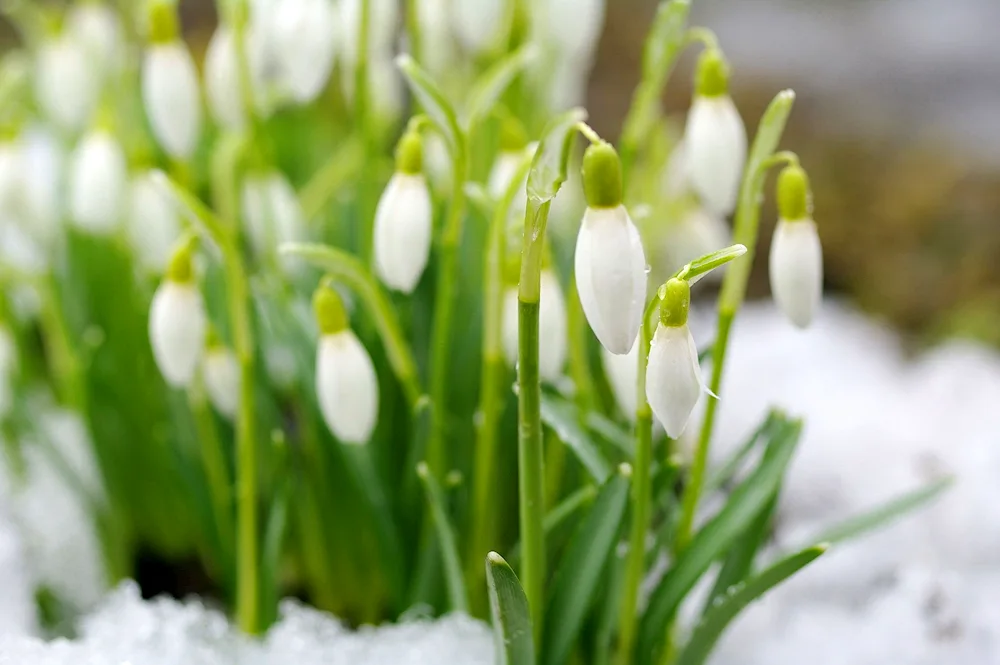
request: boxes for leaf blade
[466,45,539,129]
[417,462,469,612]
[487,552,536,665]
[396,54,462,154]
[527,108,587,203]
[539,392,612,482]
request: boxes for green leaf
[416,461,469,612]
[487,552,536,665]
[636,419,802,663]
[508,484,598,566]
[543,465,631,665]
[465,45,539,129]
[585,412,634,460]
[539,392,612,482]
[675,546,826,665]
[673,244,748,284]
[806,476,953,546]
[465,181,494,218]
[705,410,781,494]
[259,436,291,628]
[642,0,692,88]
[527,108,587,203]
[396,54,463,155]
[703,494,777,614]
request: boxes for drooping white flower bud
[0,220,48,276]
[0,141,23,215]
[142,1,202,159]
[602,334,638,420]
[502,269,568,382]
[127,171,182,274]
[339,0,398,66]
[67,3,124,82]
[487,117,530,202]
[203,343,240,419]
[272,0,338,104]
[452,0,508,55]
[68,130,127,234]
[415,0,456,77]
[769,163,822,328]
[204,26,245,130]
[314,284,378,444]
[575,142,647,355]
[149,239,207,388]
[683,49,746,217]
[645,279,704,438]
[664,207,732,281]
[373,131,432,293]
[532,0,606,61]
[35,35,98,134]
[19,125,64,243]
[240,169,307,271]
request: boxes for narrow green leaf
[396,54,462,154]
[299,137,366,220]
[592,547,628,665]
[527,108,587,203]
[703,494,777,614]
[673,244,748,284]
[705,410,781,494]
[465,181,494,218]
[676,546,826,665]
[807,476,953,546]
[585,411,634,460]
[259,436,291,628]
[543,465,632,665]
[465,45,539,129]
[508,484,598,566]
[487,552,536,665]
[642,0,692,87]
[636,419,802,663]
[539,392,612,482]
[416,461,469,612]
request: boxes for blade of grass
[540,392,612,482]
[487,552,536,665]
[507,484,598,567]
[417,461,469,613]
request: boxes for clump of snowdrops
[0,0,945,663]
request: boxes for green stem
[615,312,654,665]
[189,384,235,572]
[426,142,469,477]
[230,0,260,134]
[516,198,551,646]
[404,0,422,65]
[298,138,366,221]
[38,276,86,412]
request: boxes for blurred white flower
[68,131,127,234]
[67,3,124,82]
[149,277,207,389]
[127,172,183,274]
[0,142,23,215]
[373,173,432,293]
[602,334,638,420]
[34,35,98,134]
[532,0,606,61]
[769,219,823,329]
[316,331,378,444]
[19,125,64,243]
[339,0,398,67]
[272,0,338,104]
[415,0,456,77]
[0,324,15,417]
[645,321,704,438]
[0,220,49,276]
[142,41,202,159]
[452,0,508,54]
[664,207,732,280]
[203,346,240,419]
[502,270,568,382]
[241,170,307,272]
[204,26,245,130]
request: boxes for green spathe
[695,48,729,98]
[581,141,623,209]
[147,0,179,44]
[777,163,812,221]
[659,278,690,327]
[394,130,424,175]
[313,284,348,335]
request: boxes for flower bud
[0,141,23,215]
[35,35,98,134]
[203,344,240,419]
[128,171,182,274]
[69,130,127,234]
[149,241,207,388]
[272,0,338,104]
[532,0,606,61]
[452,0,508,54]
[575,143,646,355]
[314,285,378,444]
[502,269,568,382]
[142,3,202,159]
[204,26,245,130]
[602,335,637,420]
[645,279,703,438]
[20,125,64,243]
[240,170,307,271]
[339,0,398,66]
[373,133,432,293]
[769,164,822,328]
[683,49,746,217]
[488,117,529,199]
[67,3,124,83]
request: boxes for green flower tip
[498,116,528,153]
[659,278,690,327]
[147,0,179,44]
[205,325,222,349]
[776,163,812,221]
[582,141,623,209]
[166,237,196,283]
[695,48,729,98]
[313,284,348,335]
[394,130,423,175]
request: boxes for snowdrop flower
[241,169,307,271]
[574,141,647,355]
[314,284,378,444]
[415,0,456,77]
[683,48,746,217]
[142,1,202,159]
[67,2,124,82]
[19,125,64,242]
[272,0,338,104]
[645,278,705,438]
[149,239,207,388]
[34,33,98,134]
[0,220,49,276]
[203,343,240,419]
[532,0,606,62]
[453,0,509,55]
[68,130,127,234]
[127,171,182,274]
[769,163,823,328]
[0,324,15,416]
[664,207,731,280]
[373,130,432,293]
[204,26,245,130]
[487,118,529,203]
[0,141,22,215]
[339,0,398,66]
[602,335,638,420]
[502,269,568,382]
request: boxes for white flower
[645,322,704,438]
[602,335,638,420]
[272,0,338,103]
[501,270,568,382]
[0,220,48,275]
[453,0,508,54]
[0,324,15,416]
[127,172,182,274]
[339,0,398,66]
[203,346,240,418]
[19,125,64,243]
[532,0,606,61]
[373,173,432,293]
[574,204,647,355]
[0,142,23,215]
[769,218,823,328]
[316,331,378,444]
[149,280,207,388]
[241,171,307,270]
[683,94,746,217]
[35,36,98,134]
[68,131,127,234]
[664,207,732,280]
[415,0,456,77]
[67,3,124,81]
[204,26,245,130]
[142,41,202,159]
[488,150,526,201]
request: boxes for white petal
[149,282,207,388]
[19,125,64,242]
[142,42,202,159]
[501,272,567,382]
[69,132,127,234]
[316,331,379,444]
[67,3,124,80]
[0,219,48,275]
[683,95,747,217]
[0,143,22,216]
[533,0,606,61]
[273,0,338,103]
[487,152,524,200]
[35,37,98,133]
[769,218,823,328]
[602,334,637,420]
[453,0,508,53]
[128,172,182,274]
[373,173,432,293]
[665,207,732,280]
[241,171,307,268]
[645,323,703,438]
[574,205,647,355]
[501,286,519,368]
[203,347,240,419]
[339,0,398,65]
[415,0,457,77]
[204,26,246,130]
